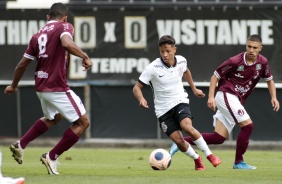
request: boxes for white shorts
[36,90,86,122]
[213,91,250,134]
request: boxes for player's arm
[61,34,92,71]
[133,81,149,108]
[266,79,280,111]
[207,74,219,111]
[4,57,32,94]
[183,68,205,98]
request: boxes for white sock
[193,136,212,157]
[184,145,199,160]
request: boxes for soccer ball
[149,148,171,170]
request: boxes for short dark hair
[49,3,68,19]
[158,35,176,46]
[247,34,262,43]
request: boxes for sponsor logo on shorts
[238,109,245,116]
[161,122,168,132]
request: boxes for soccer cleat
[40,153,59,175]
[207,154,222,167]
[169,142,179,157]
[9,141,24,164]
[233,161,257,170]
[0,176,25,184]
[194,156,205,171]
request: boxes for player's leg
[233,119,256,169]
[216,91,256,169]
[169,131,205,171]
[169,118,227,156]
[20,114,63,148]
[40,90,89,175]
[173,118,227,146]
[10,93,63,164]
[41,115,90,175]
[159,110,205,170]
[180,117,222,167]
[48,114,90,161]
[171,103,221,167]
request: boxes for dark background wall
[0,1,281,141]
[1,85,281,141]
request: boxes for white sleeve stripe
[24,53,35,60]
[214,71,221,79]
[60,32,73,40]
[264,76,273,81]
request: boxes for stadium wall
[0,4,281,141]
[0,84,281,141]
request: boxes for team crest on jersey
[256,64,261,70]
[238,109,245,116]
[237,65,244,71]
[178,66,184,77]
[161,122,168,133]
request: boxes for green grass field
[1,146,281,184]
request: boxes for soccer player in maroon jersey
[4,3,92,175]
[169,34,280,169]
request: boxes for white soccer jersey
[138,55,189,118]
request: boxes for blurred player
[169,34,280,169]
[133,35,222,171]
[0,151,25,184]
[4,3,92,175]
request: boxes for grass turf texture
[1,147,282,184]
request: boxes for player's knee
[184,126,197,137]
[242,122,254,133]
[218,136,226,144]
[214,132,226,144]
[83,119,90,129]
[76,115,90,130]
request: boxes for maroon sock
[20,119,48,149]
[235,123,254,164]
[49,128,79,160]
[184,132,225,145]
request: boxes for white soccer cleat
[40,153,59,175]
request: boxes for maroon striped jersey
[24,20,74,92]
[214,52,273,104]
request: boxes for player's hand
[207,97,216,111]
[82,58,92,71]
[193,88,205,98]
[4,85,17,95]
[271,98,280,112]
[139,99,149,108]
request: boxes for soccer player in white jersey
[133,35,222,170]
[4,3,92,175]
[169,34,280,169]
